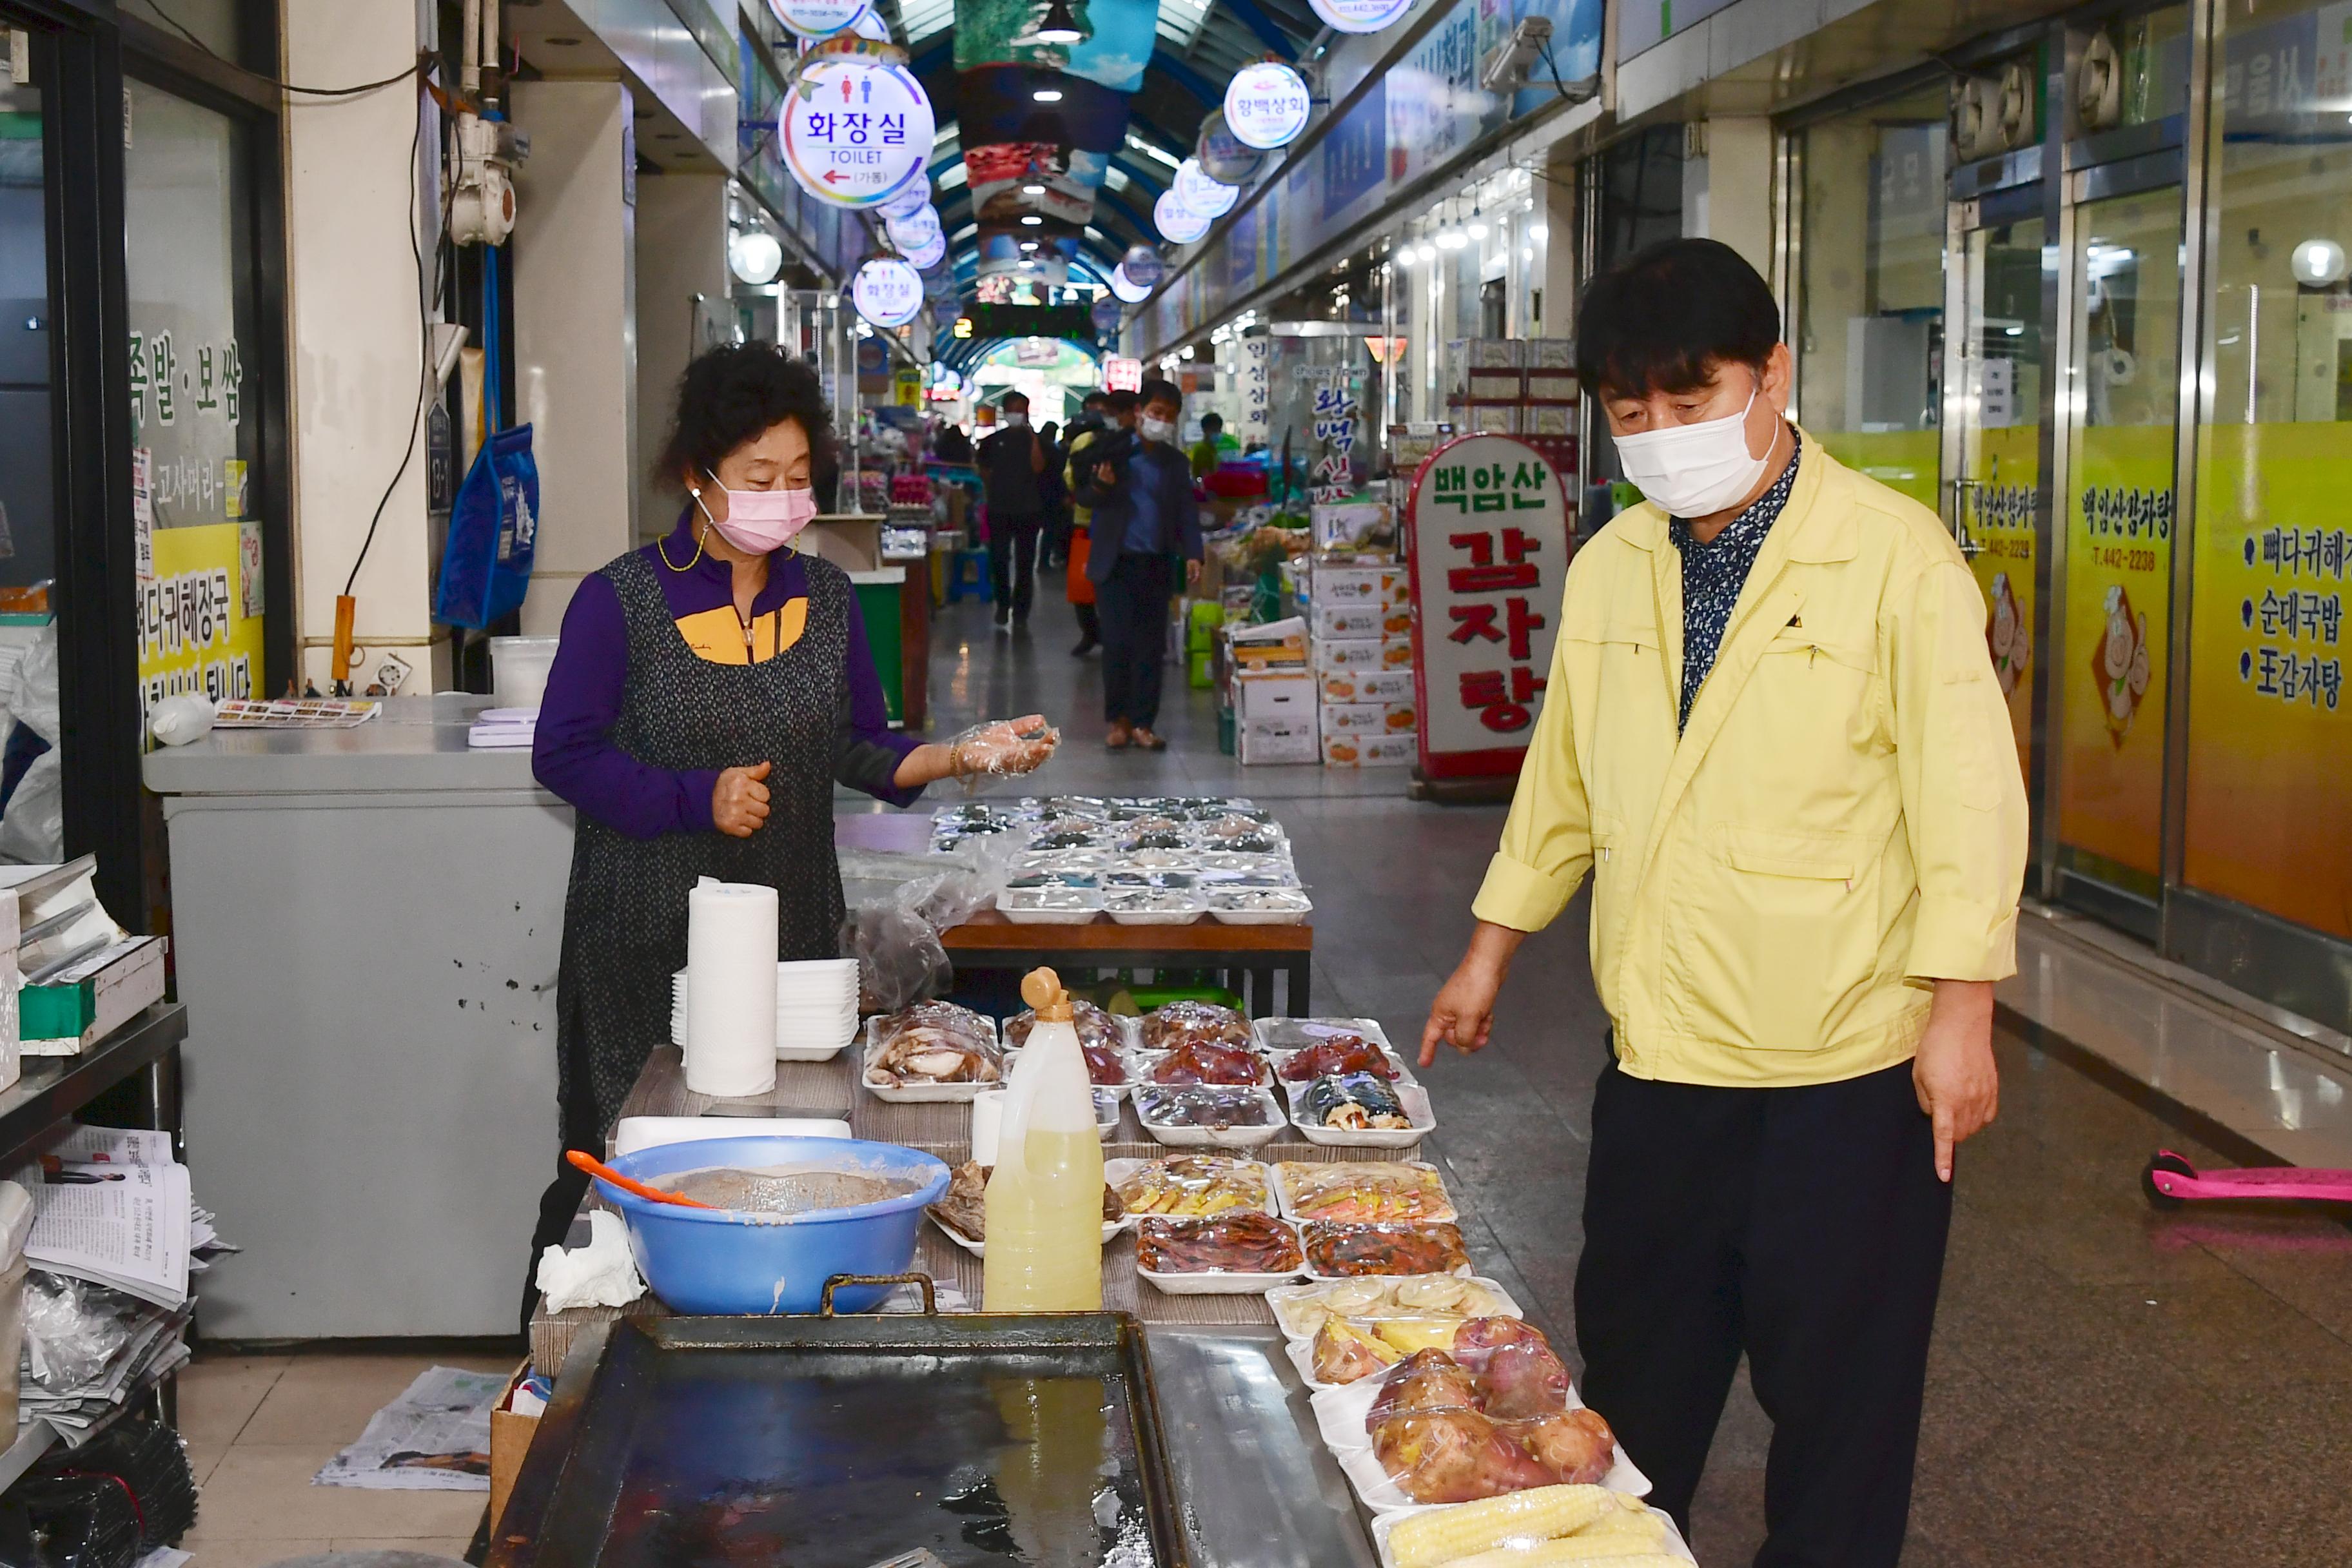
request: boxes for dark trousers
[1575,1057,1952,1568]
[988,511,1043,619]
[1073,600,1101,647]
[522,1025,604,1331]
[1098,551,1174,727]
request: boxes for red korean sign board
[1407,435,1574,779]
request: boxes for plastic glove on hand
[953,715,1061,781]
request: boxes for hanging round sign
[1224,61,1312,150]
[1108,264,1152,303]
[901,226,947,270]
[1174,158,1240,219]
[1090,297,1124,332]
[887,204,942,253]
[1306,0,1413,32]
[876,179,935,220]
[1195,111,1265,185]
[767,0,868,38]
[1119,246,1164,288]
[780,57,935,208]
[1154,189,1212,244]
[852,257,926,327]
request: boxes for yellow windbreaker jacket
[1471,435,2029,1088]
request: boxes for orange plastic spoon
[567,1148,716,1210]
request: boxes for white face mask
[1005,411,1029,428]
[1139,415,1176,445]
[1610,377,1771,519]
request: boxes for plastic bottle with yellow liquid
[982,966,1104,1310]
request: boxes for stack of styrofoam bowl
[671,957,861,1061]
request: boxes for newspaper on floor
[313,1366,504,1491]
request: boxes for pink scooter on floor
[2141,1150,2352,1208]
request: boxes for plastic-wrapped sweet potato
[1505,1408,1618,1485]
[1372,1409,1561,1504]
[1366,1349,1484,1430]
[1453,1317,1571,1418]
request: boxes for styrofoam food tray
[1368,1499,1694,1567]
[1271,1159,1457,1225]
[927,1211,1123,1259]
[1286,1079,1438,1149]
[612,1115,853,1155]
[1268,1048,1418,1090]
[997,888,1106,924]
[861,1014,1007,1102]
[1266,1275,1524,1342]
[1252,1017,1396,1054]
[999,1040,1138,1095]
[1107,902,1210,926]
[1309,1377,1654,1508]
[1134,1214,1306,1293]
[1104,1156,1279,1222]
[1130,1047,1273,1090]
[1133,1086,1288,1149]
[1208,892,1312,925]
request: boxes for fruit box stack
[1309,562,1418,767]
[1443,338,1582,442]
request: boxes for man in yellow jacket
[1421,239,2026,1565]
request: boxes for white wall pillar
[1535,142,1578,339]
[283,0,441,691]
[1688,116,1774,279]
[632,172,729,544]
[511,81,638,635]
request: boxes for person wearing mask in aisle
[1062,388,1134,658]
[1187,411,1224,480]
[1077,378,1203,750]
[1418,239,2027,1566]
[525,344,1060,1324]
[975,391,1046,631]
[1037,420,1070,570]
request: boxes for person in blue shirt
[1075,378,1204,750]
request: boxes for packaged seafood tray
[1195,849,1299,876]
[1133,1039,1273,1090]
[1268,1032,1415,1087]
[1135,999,1257,1054]
[1105,1154,1279,1220]
[924,1157,1126,1258]
[1132,1084,1288,1150]
[1208,888,1313,925]
[1104,889,1210,926]
[1314,1375,1654,1512]
[1370,1493,1694,1566]
[1301,1220,1473,1280]
[1273,1160,1458,1225]
[1133,1211,1306,1294]
[1266,1275,1524,1342]
[861,1001,1006,1102]
[1255,1016,1397,1054]
[1288,1074,1438,1148]
[997,885,1107,923]
[1002,1000,1138,1093]
[1018,826,1110,853]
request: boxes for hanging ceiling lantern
[1030,0,1087,44]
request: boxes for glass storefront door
[2055,180,2185,920]
[1948,202,2047,781]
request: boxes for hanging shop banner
[1174,158,1240,219]
[1090,297,1124,333]
[1119,245,1164,288]
[1104,355,1143,391]
[887,204,943,252]
[137,520,263,715]
[1239,335,1271,443]
[953,0,1159,93]
[1406,435,1574,779]
[901,226,948,270]
[853,257,927,326]
[780,57,935,208]
[1108,263,1152,302]
[2056,426,2175,880]
[1155,189,1212,244]
[1309,0,1415,32]
[977,224,1080,282]
[2182,424,2352,939]
[769,0,869,39]
[1225,62,1313,150]
[1195,111,1266,185]
[965,141,1110,226]
[876,179,935,220]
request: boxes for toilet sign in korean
[1406,435,1575,779]
[852,257,926,327]
[781,57,934,208]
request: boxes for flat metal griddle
[493,1278,1192,1568]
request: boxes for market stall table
[941,910,1314,1017]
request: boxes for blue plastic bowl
[593,1136,952,1315]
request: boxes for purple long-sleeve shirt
[532,514,924,838]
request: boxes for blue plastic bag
[433,422,538,628]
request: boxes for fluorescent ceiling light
[1034,88,1063,101]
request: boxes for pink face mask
[696,478,818,554]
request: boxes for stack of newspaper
[19,1286,195,1444]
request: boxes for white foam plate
[1133,1214,1306,1293]
[1270,1160,1456,1226]
[926,1211,1123,1259]
[1309,1378,1654,1508]
[1133,1087,1288,1149]
[1252,1017,1396,1054]
[1104,1157,1279,1223]
[611,1115,854,1155]
[1265,1275,1524,1342]
[1208,893,1312,925]
[1108,905,1209,926]
[1286,1079,1436,1149]
[1368,1500,1694,1567]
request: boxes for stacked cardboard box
[1228,619,1317,765]
[1308,564,1416,767]
[1442,338,1582,445]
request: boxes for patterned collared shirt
[1669,429,1802,731]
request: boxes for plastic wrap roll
[684,880,779,1098]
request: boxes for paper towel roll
[684,880,779,1098]
[970,1090,1007,1166]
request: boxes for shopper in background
[1037,420,1071,571]
[1187,411,1224,480]
[975,391,1046,631]
[1077,378,1202,751]
[932,419,972,465]
[1062,388,1134,658]
[1418,238,2027,1567]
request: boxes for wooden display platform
[941,910,1313,1016]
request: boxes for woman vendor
[524,344,1057,1317]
